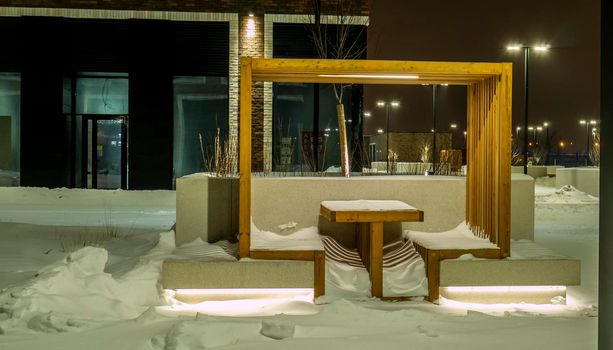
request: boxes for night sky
[364,0,599,152]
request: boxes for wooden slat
[314,251,326,298]
[250,250,317,261]
[239,57,252,258]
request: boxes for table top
[320,200,423,223]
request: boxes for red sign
[302,132,327,157]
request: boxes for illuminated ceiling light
[363,112,371,117]
[248,13,254,17]
[534,45,550,52]
[376,101,385,107]
[318,74,419,80]
[441,83,449,86]
[377,128,384,134]
[421,83,430,86]
[390,101,400,107]
[506,44,522,51]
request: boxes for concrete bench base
[162,250,326,300]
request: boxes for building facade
[0,1,369,189]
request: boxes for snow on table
[321,199,417,212]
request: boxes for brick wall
[0,0,369,16]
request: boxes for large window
[0,73,20,186]
[173,76,229,181]
[272,83,356,172]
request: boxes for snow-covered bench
[405,223,500,302]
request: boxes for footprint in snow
[417,325,439,338]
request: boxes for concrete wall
[175,174,238,245]
[511,173,535,241]
[556,167,600,196]
[175,174,535,246]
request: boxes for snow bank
[0,231,176,333]
[536,184,599,204]
[404,222,498,250]
[0,187,176,229]
[250,223,324,251]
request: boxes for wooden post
[239,57,252,258]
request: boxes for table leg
[356,222,370,270]
[369,222,383,298]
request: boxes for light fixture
[441,83,449,86]
[363,112,371,117]
[534,45,550,52]
[376,101,385,107]
[450,123,458,129]
[506,44,522,51]
[318,74,419,80]
[248,13,254,17]
[536,126,543,131]
[377,128,384,134]
[390,101,400,107]
[543,122,549,127]
[528,126,534,130]
[516,126,521,131]
[440,286,567,305]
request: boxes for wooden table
[320,200,424,298]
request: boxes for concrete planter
[175,173,535,246]
[556,167,600,196]
[175,173,238,245]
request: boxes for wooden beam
[239,57,252,258]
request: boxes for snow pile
[535,184,598,204]
[0,231,176,333]
[250,223,324,251]
[404,221,498,250]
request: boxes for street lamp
[543,122,550,164]
[579,119,598,165]
[515,126,521,139]
[428,84,448,175]
[507,43,550,174]
[377,100,399,173]
[536,126,543,145]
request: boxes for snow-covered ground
[0,180,599,349]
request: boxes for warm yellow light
[363,112,371,117]
[516,126,521,131]
[246,18,256,37]
[376,101,385,107]
[559,141,565,147]
[390,101,400,107]
[536,126,543,131]
[450,123,457,129]
[543,122,549,127]
[590,120,598,125]
[534,45,550,52]
[248,13,254,17]
[595,142,600,147]
[441,83,449,86]
[319,74,419,79]
[377,128,384,134]
[507,45,522,51]
[528,126,534,130]
[580,120,587,125]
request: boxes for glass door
[78,115,127,189]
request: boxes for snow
[321,199,417,211]
[405,222,499,250]
[0,180,599,349]
[250,224,324,251]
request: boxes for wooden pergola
[238,57,513,262]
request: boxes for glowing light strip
[443,286,566,293]
[174,288,313,295]
[318,74,419,79]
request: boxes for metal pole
[386,103,390,173]
[432,85,437,174]
[586,124,590,166]
[523,47,530,174]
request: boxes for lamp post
[377,100,399,173]
[507,44,550,174]
[543,122,550,164]
[580,119,598,165]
